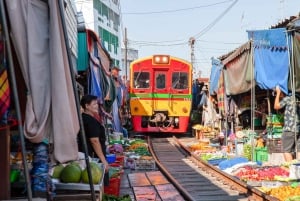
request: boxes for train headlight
[182,107,188,113]
[153,55,170,64]
[174,117,179,124]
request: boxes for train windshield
[155,73,166,89]
[133,71,150,89]
[172,72,188,89]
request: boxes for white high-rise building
[75,0,121,67]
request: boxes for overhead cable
[193,0,239,39]
[122,0,235,15]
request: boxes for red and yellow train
[129,55,192,133]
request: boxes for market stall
[188,14,300,201]
[0,0,102,200]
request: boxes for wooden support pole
[0,127,10,199]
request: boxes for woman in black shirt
[79,95,109,173]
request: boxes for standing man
[110,66,128,138]
[274,86,300,161]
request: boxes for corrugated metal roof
[270,14,299,29]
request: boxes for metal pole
[57,1,96,200]
[250,40,255,161]
[124,27,128,81]
[189,37,195,78]
[0,1,32,200]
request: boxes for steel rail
[173,136,280,201]
[147,136,195,201]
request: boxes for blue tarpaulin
[247,28,289,94]
[209,58,223,95]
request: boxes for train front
[129,55,192,133]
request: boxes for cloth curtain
[222,41,254,95]
[5,0,79,163]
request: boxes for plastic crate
[134,159,156,170]
[253,147,268,162]
[104,177,121,196]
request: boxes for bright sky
[120,0,299,77]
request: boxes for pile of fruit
[51,161,103,184]
[127,139,150,156]
[258,185,300,201]
[189,141,216,153]
[200,153,226,161]
[192,124,212,132]
[233,166,289,181]
[243,144,252,160]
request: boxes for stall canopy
[77,32,88,72]
[209,57,223,95]
[5,0,80,163]
[221,41,254,95]
[247,28,289,94]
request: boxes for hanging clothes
[217,71,226,117]
[86,30,115,113]
[0,68,10,121]
[202,97,217,127]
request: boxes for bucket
[110,132,123,141]
[106,154,116,164]
[254,118,262,127]
[289,163,300,180]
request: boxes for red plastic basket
[104,177,121,196]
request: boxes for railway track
[148,136,280,201]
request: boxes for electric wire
[120,0,239,47]
[192,0,239,39]
[122,0,235,15]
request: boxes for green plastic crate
[253,147,268,162]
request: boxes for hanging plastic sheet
[209,57,223,95]
[247,28,289,94]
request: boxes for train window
[133,71,150,89]
[172,72,188,89]
[156,73,165,89]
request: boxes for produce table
[54,163,105,201]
